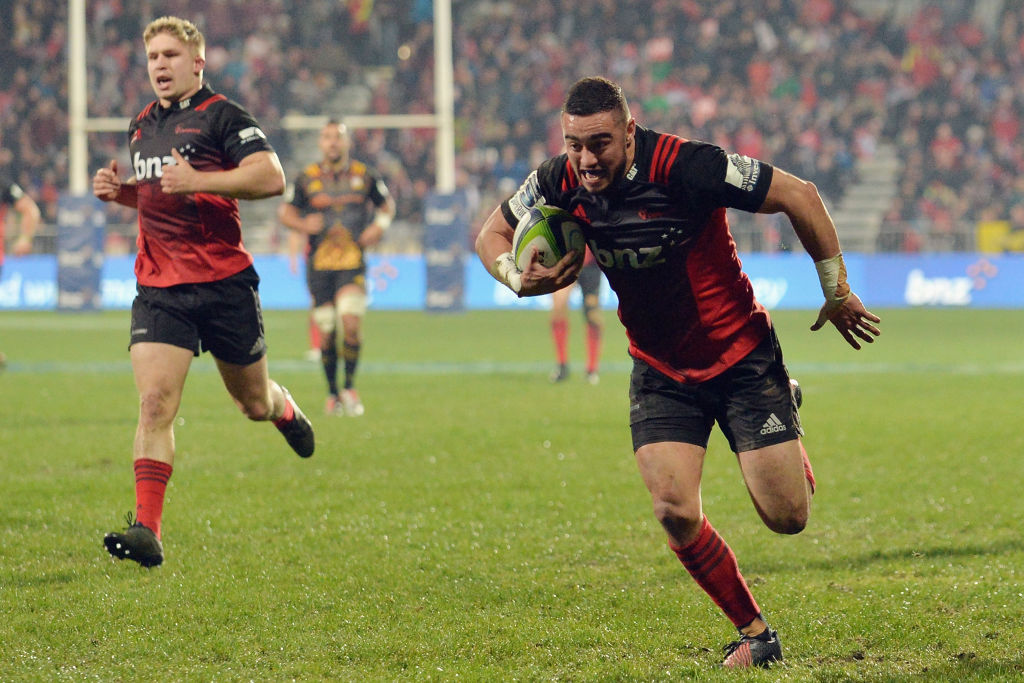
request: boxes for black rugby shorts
[628,327,802,453]
[129,265,267,365]
[306,267,366,307]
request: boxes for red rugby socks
[799,440,816,494]
[134,458,173,539]
[585,322,601,374]
[670,515,760,629]
[551,319,568,364]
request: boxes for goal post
[67,0,457,194]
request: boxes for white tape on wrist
[494,252,522,294]
[372,212,393,230]
[814,253,851,304]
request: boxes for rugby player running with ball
[476,76,880,668]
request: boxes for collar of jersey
[162,84,216,112]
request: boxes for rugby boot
[104,517,163,568]
[275,385,315,457]
[722,628,783,668]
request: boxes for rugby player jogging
[93,16,315,568]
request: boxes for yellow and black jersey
[289,159,391,272]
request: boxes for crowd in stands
[2,0,1023,253]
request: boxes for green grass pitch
[2,307,1023,680]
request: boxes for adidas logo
[249,336,267,356]
[760,413,787,435]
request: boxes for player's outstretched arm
[758,166,880,349]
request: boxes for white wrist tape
[814,253,851,304]
[372,212,393,230]
[494,252,522,294]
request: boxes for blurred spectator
[2,0,1024,254]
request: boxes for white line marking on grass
[6,360,1024,375]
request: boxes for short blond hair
[143,16,205,58]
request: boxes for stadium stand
[1,0,1022,255]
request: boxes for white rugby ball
[512,205,587,270]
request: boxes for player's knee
[650,496,702,541]
[312,305,336,336]
[137,388,177,428]
[336,290,367,317]
[764,504,808,535]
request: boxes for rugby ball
[512,205,587,270]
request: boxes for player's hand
[358,223,385,248]
[305,213,325,234]
[12,234,33,256]
[811,291,881,350]
[92,160,122,202]
[160,148,199,195]
[518,249,584,296]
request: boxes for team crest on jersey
[725,153,761,192]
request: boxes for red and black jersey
[501,125,775,383]
[288,160,390,272]
[128,85,275,286]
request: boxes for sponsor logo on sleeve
[237,126,267,145]
[508,171,545,221]
[724,153,761,192]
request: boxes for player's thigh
[737,440,809,532]
[630,358,713,513]
[550,283,571,316]
[129,342,193,416]
[635,441,706,510]
[215,354,271,409]
[737,440,807,508]
[576,262,601,298]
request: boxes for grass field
[2,307,1023,681]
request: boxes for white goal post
[67,0,456,195]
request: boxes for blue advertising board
[423,191,472,312]
[2,252,1024,311]
[56,195,105,311]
